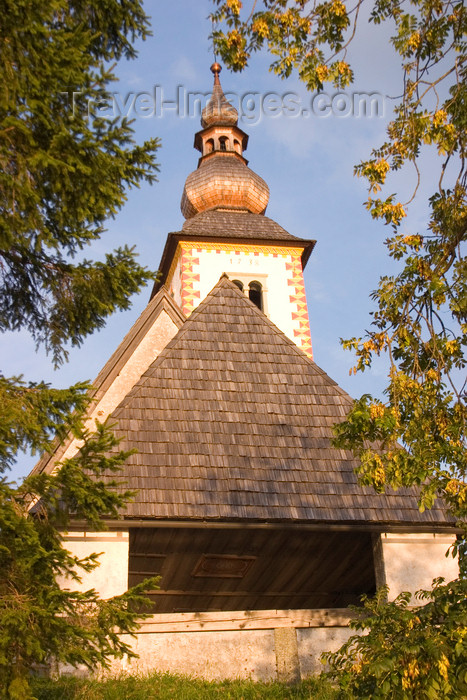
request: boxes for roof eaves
[151,232,316,298]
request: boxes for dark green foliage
[0,375,90,470]
[0,421,160,699]
[0,1,161,697]
[0,0,159,366]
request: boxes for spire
[180,65,269,219]
[201,63,238,128]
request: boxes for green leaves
[0,0,159,365]
[324,578,467,699]
[210,1,355,89]
[334,184,467,522]
[0,421,159,698]
[211,3,466,694]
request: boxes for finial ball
[211,62,222,75]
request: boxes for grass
[31,672,338,700]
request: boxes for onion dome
[181,64,270,219]
[181,156,269,218]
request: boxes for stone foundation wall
[106,609,352,682]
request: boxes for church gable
[109,276,451,527]
[32,287,185,476]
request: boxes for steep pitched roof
[109,277,452,527]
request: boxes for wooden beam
[69,520,462,534]
[135,608,352,633]
[144,589,351,597]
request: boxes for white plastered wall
[379,532,459,601]
[58,531,129,599]
[172,245,310,349]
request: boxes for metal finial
[210,62,222,85]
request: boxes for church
[33,64,458,682]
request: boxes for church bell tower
[152,63,315,358]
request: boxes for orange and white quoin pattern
[167,241,313,359]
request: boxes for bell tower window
[219,136,228,151]
[248,281,263,311]
[229,274,268,315]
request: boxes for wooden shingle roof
[181,209,306,241]
[109,277,452,527]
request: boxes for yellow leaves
[367,161,390,196]
[337,60,349,75]
[252,18,269,38]
[360,159,390,194]
[437,123,456,156]
[445,479,459,495]
[273,9,297,29]
[226,29,244,48]
[406,658,420,679]
[436,415,448,437]
[331,1,347,18]
[301,17,312,34]
[438,653,450,682]
[316,64,329,82]
[408,31,421,50]
[445,479,467,505]
[402,659,420,689]
[226,0,242,15]
[362,340,374,353]
[402,234,422,249]
[369,403,385,420]
[373,457,386,488]
[416,257,430,279]
[389,202,406,222]
[373,200,407,224]
[406,615,420,630]
[392,138,408,158]
[433,109,447,127]
[445,340,458,355]
[374,158,390,178]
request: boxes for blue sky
[4,1,424,481]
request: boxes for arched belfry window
[248,281,263,310]
[232,280,244,291]
[205,138,214,154]
[219,136,228,151]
